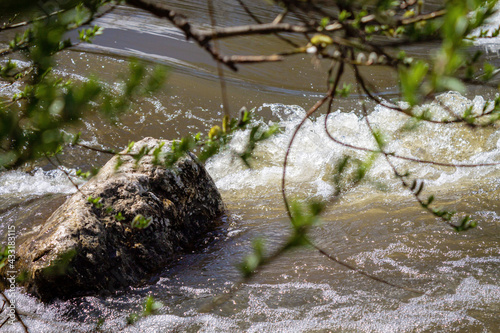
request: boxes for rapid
[0,1,499,332]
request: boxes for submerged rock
[4,137,224,301]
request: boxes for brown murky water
[0,1,499,332]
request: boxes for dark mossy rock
[4,137,224,301]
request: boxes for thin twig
[0,9,66,32]
[235,0,262,24]
[281,57,422,294]
[207,0,230,119]
[353,62,481,126]
[0,291,29,333]
[0,317,9,329]
[400,9,446,25]
[309,240,423,294]
[281,65,342,219]
[126,0,238,71]
[44,154,84,196]
[354,71,473,230]
[197,22,318,39]
[272,9,288,25]
[201,242,287,313]
[73,142,118,155]
[225,54,284,63]
[289,0,332,21]
[235,0,300,48]
[323,80,500,168]
[0,3,118,57]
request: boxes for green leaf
[399,61,428,106]
[320,17,329,29]
[126,313,140,325]
[339,10,351,22]
[436,76,465,93]
[482,62,496,81]
[239,238,266,278]
[0,245,12,269]
[87,196,103,209]
[144,65,168,94]
[372,129,386,149]
[335,83,352,97]
[131,214,152,229]
[143,296,163,316]
[453,215,477,232]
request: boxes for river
[0,1,499,332]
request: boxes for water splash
[0,168,80,197]
[206,92,500,199]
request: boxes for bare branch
[44,154,85,196]
[281,76,340,220]
[400,9,446,25]
[126,0,238,71]
[235,0,263,24]
[352,64,465,124]
[0,3,118,58]
[0,9,66,32]
[272,9,289,25]
[72,142,118,155]
[197,22,318,40]
[309,240,424,294]
[235,0,301,48]
[207,0,230,119]
[0,317,9,330]
[225,54,284,63]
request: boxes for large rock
[6,137,224,301]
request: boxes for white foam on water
[0,60,29,98]
[86,276,497,332]
[4,240,497,333]
[0,168,80,197]
[206,92,500,199]
[0,289,95,333]
[179,286,213,297]
[472,3,500,54]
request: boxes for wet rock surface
[4,137,224,301]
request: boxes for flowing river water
[0,1,499,332]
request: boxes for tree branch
[400,9,446,25]
[225,54,284,63]
[0,9,66,32]
[235,0,301,48]
[197,22,318,39]
[0,3,118,58]
[126,0,238,71]
[308,240,423,294]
